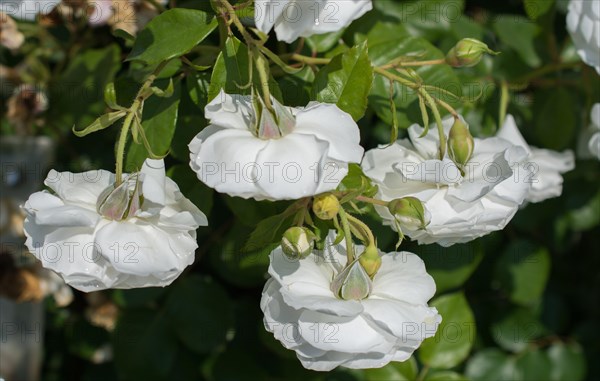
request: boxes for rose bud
[281,227,316,260]
[388,197,430,230]
[447,117,475,167]
[312,194,340,220]
[358,244,381,278]
[446,38,499,68]
[331,259,373,301]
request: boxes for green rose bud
[281,227,316,260]
[358,244,382,278]
[312,194,340,220]
[446,38,499,68]
[447,118,475,167]
[97,175,141,221]
[331,259,373,301]
[388,197,430,230]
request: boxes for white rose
[189,90,364,201]
[496,115,575,203]
[254,0,372,43]
[566,0,600,74]
[0,0,61,21]
[261,231,440,371]
[22,159,207,292]
[362,116,532,247]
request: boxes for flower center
[96,174,143,221]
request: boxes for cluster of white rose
[18,0,595,372]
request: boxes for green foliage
[128,9,217,65]
[313,41,374,121]
[419,292,476,369]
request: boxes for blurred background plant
[1,0,599,380]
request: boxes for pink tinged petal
[297,309,394,353]
[294,103,364,163]
[371,252,436,304]
[94,222,182,277]
[205,90,255,130]
[255,133,332,200]
[44,169,114,208]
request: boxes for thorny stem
[338,208,355,265]
[379,58,446,69]
[346,213,376,248]
[356,195,389,207]
[115,61,168,186]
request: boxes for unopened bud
[447,118,474,167]
[96,175,141,221]
[388,197,430,230]
[358,244,381,278]
[446,38,499,68]
[312,194,340,220]
[281,227,316,260]
[331,259,372,300]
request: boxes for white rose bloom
[496,115,575,203]
[261,231,440,371]
[22,159,207,292]
[255,0,372,43]
[362,116,532,247]
[0,0,60,21]
[189,90,364,201]
[566,0,600,74]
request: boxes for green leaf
[104,82,123,110]
[491,308,547,353]
[112,288,166,309]
[243,206,297,251]
[278,65,315,107]
[186,71,211,109]
[128,8,217,65]
[72,111,126,137]
[547,342,586,381]
[364,357,418,381]
[533,88,577,150]
[166,276,234,354]
[524,0,554,20]
[312,41,374,121]
[306,29,346,53]
[150,78,174,98]
[419,292,476,369]
[515,349,552,381]
[113,309,178,381]
[494,240,550,306]
[126,80,181,171]
[416,241,483,293]
[465,348,518,381]
[208,37,282,102]
[210,224,273,288]
[49,45,121,130]
[493,16,541,67]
